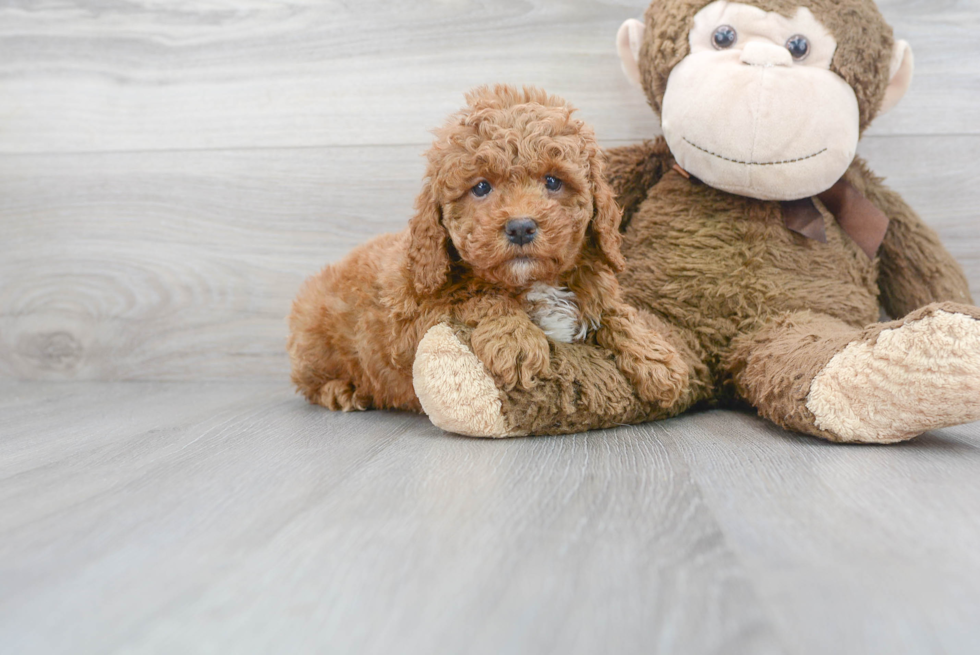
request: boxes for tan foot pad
[413,323,510,438]
[808,310,980,443]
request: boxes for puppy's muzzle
[505,218,538,246]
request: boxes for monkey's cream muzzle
[616,0,914,202]
[660,2,859,201]
[661,45,860,201]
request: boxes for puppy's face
[442,160,593,288]
[408,88,623,297]
[434,113,596,289]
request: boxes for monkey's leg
[413,313,711,437]
[728,303,980,443]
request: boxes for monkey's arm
[847,158,973,318]
[604,137,674,229]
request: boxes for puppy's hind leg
[316,379,371,411]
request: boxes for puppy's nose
[505,218,538,246]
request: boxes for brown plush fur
[486,152,973,437]
[465,1,975,438]
[288,85,687,412]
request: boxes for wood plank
[0,0,976,155]
[867,0,980,138]
[660,410,980,655]
[0,381,786,655]
[856,135,980,297]
[0,145,425,381]
[0,380,273,480]
[1,135,977,381]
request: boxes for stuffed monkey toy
[412,0,980,443]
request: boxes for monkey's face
[661,2,859,201]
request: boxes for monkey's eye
[471,180,492,198]
[544,175,563,192]
[786,34,810,60]
[712,25,737,50]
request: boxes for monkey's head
[617,0,914,201]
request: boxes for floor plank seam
[2,134,978,159]
[648,421,801,655]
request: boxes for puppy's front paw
[620,346,689,407]
[599,321,688,407]
[595,309,689,407]
[471,319,551,390]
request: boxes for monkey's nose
[740,41,793,68]
[505,218,538,246]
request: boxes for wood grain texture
[0,381,786,655]
[657,410,980,655]
[2,135,977,381]
[3,3,980,652]
[0,144,423,380]
[0,0,977,156]
[2,382,978,654]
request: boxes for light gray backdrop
[1,0,976,382]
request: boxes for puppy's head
[406,85,623,295]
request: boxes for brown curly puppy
[288,85,687,412]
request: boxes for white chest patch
[523,283,595,344]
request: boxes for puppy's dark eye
[544,175,563,192]
[712,25,737,50]
[786,34,810,60]
[471,180,492,198]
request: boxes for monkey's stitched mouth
[683,138,827,166]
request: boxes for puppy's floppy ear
[405,182,451,295]
[586,145,626,272]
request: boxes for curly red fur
[287,85,688,411]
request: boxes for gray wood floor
[3,1,980,653]
[2,381,980,655]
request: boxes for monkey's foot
[413,323,511,438]
[807,307,980,443]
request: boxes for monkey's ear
[616,19,645,87]
[405,183,451,295]
[878,40,914,116]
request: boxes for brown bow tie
[672,164,890,260]
[782,179,890,259]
